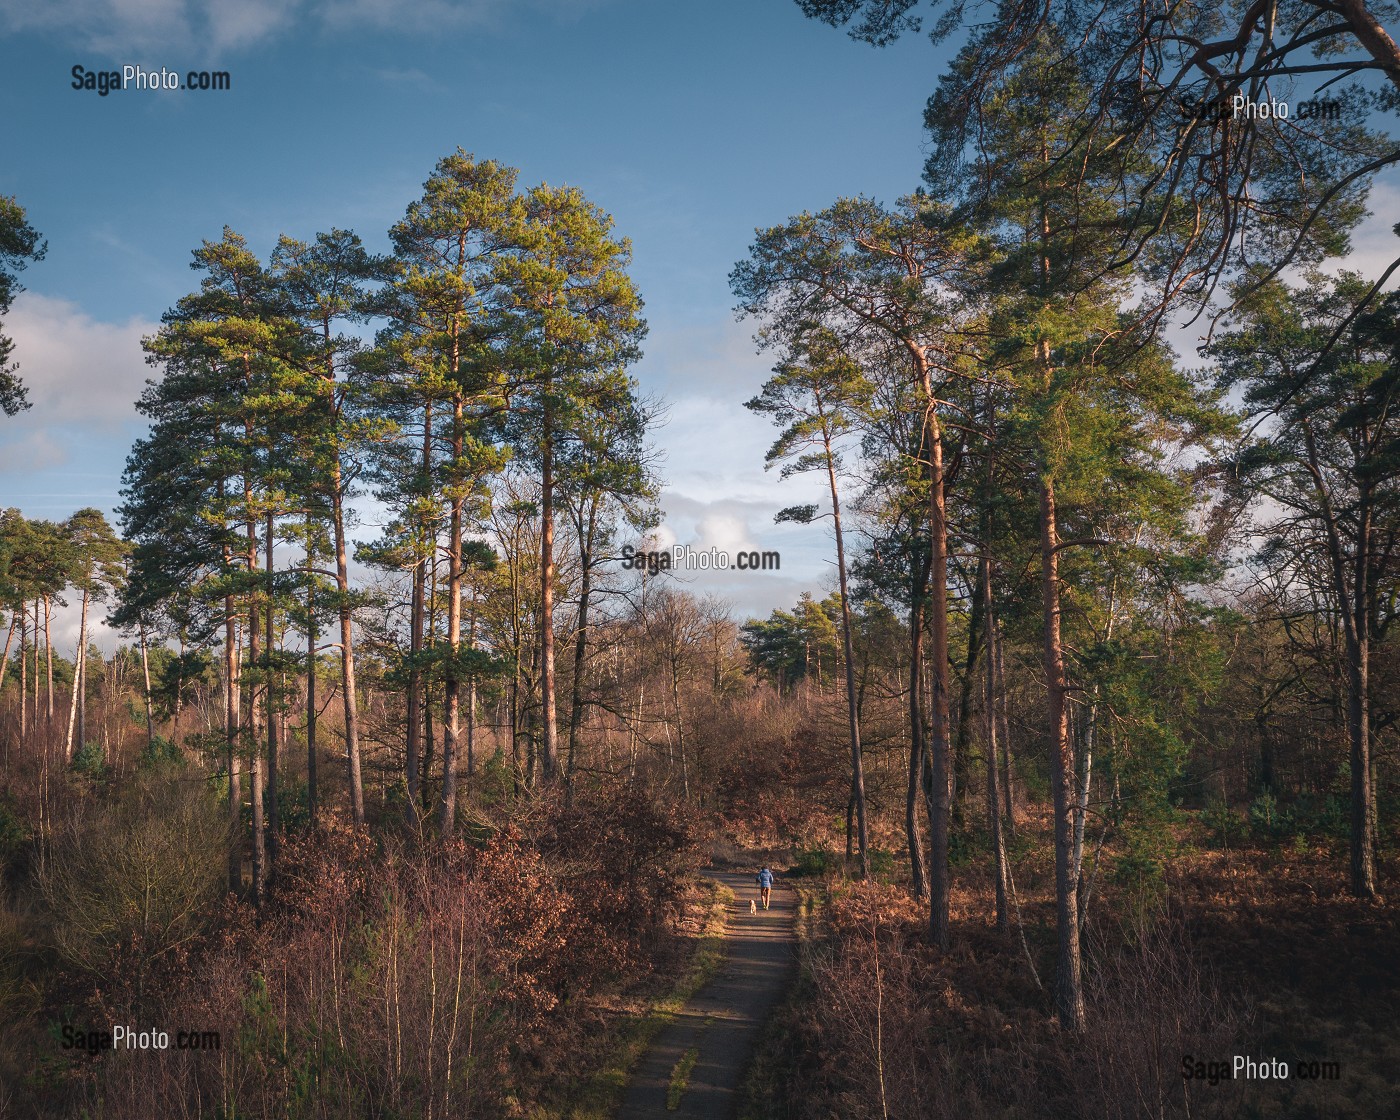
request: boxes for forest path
[616,868,796,1120]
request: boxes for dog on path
[749,898,757,914]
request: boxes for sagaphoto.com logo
[71,63,231,96]
[620,543,781,575]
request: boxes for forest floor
[616,869,796,1120]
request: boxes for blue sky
[0,0,953,630]
[4,0,1399,645]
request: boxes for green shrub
[1247,792,1278,837]
[792,847,838,877]
[70,741,108,780]
[139,734,181,770]
[1201,798,1243,847]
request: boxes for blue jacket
[757,868,774,889]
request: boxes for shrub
[37,770,228,999]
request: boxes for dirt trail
[616,868,796,1120]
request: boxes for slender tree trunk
[540,382,560,782]
[306,541,318,827]
[139,624,154,755]
[19,603,27,740]
[407,542,425,823]
[250,735,266,907]
[918,372,953,951]
[221,483,240,892]
[567,503,597,798]
[30,597,38,737]
[671,654,689,801]
[75,617,86,755]
[265,516,280,870]
[65,588,89,760]
[995,618,1015,837]
[1346,525,1376,897]
[983,555,1010,934]
[43,595,53,723]
[1301,422,1376,897]
[1040,471,1085,1030]
[826,428,869,882]
[424,547,439,814]
[322,325,364,828]
[0,617,14,694]
[332,484,364,829]
[246,510,265,906]
[907,595,928,900]
[439,392,465,835]
[952,566,985,824]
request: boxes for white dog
[749,898,757,914]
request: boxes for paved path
[616,869,796,1119]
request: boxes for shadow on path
[616,869,796,1120]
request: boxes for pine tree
[747,329,875,880]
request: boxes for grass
[546,876,733,1120]
[666,1047,699,1110]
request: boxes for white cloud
[1326,176,1400,290]
[0,0,608,56]
[0,292,154,472]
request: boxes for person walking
[756,866,774,910]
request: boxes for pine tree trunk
[423,550,438,812]
[19,603,27,740]
[265,517,280,869]
[0,617,14,693]
[1040,472,1085,1030]
[406,406,429,826]
[139,624,154,755]
[995,620,1015,837]
[567,502,597,798]
[65,588,89,760]
[225,597,241,893]
[250,743,266,907]
[827,430,869,882]
[984,557,1010,934]
[906,595,928,900]
[439,391,466,836]
[1346,504,1376,897]
[43,595,53,723]
[540,383,560,782]
[246,514,265,906]
[306,545,318,827]
[672,654,689,801]
[333,482,364,829]
[919,372,953,951]
[323,318,364,829]
[952,571,985,824]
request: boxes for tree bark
[0,616,14,694]
[1040,472,1086,1030]
[540,380,560,782]
[65,587,89,761]
[917,353,953,951]
[984,556,1010,933]
[995,617,1015,837]
[566,499,598,798]
[265,514,280,869]
[906,595,928,900]
[439,391,466,836]
[826,419,869,882]
[321,313,364,829]
[306,540,318,827]
[225,594,241,894]
[43,595,53,723]
[246,506,265,906]
[139,624,154,756]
